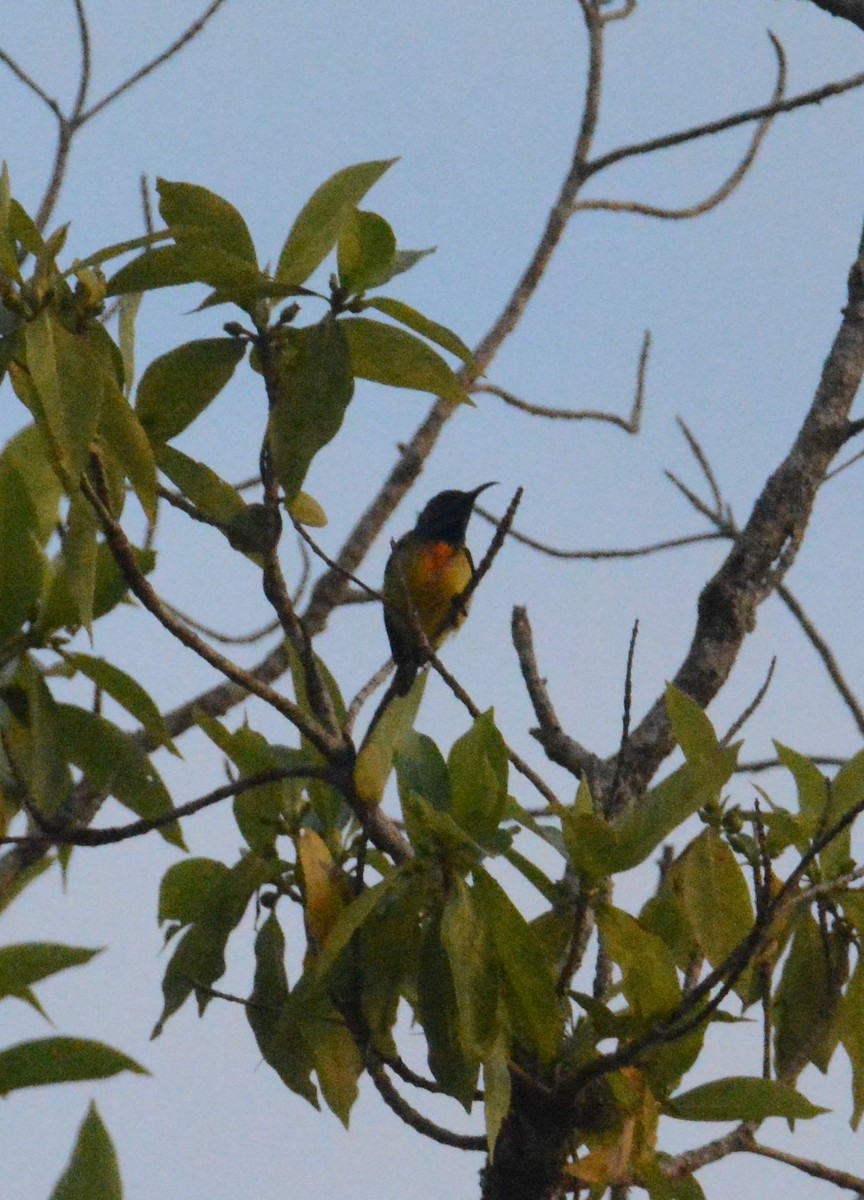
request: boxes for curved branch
[576,36,785,222]
[586,43,864,178]
[366,1055,486,1151]
[474,325,648,432]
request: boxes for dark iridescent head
[413,482,496,544]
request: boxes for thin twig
[366,1056,486,1151]
[776,583,864,738]
[586,41,864,177]
[748,1139,864,1192]
[162,600,281,647]
[511,605,600,785]
[79,0,230,125]
[424,643,561,810]
[492,522,725,561]
[721,657,776,745]
[677,419,724,518]
[3,766,321,847]
[575,37,785,222]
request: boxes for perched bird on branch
[383,483,496,695]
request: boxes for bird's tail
[392,662,418,697]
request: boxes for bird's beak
[470,481,498,502]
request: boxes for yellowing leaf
[297,829,350,951]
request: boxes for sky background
[2,1,864,1197]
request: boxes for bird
[383,483,496,695]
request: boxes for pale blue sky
[2,2,864,1197]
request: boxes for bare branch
[70,0,92,120]
[511,605,601,786]
[722,657,776,745]
[748,1139,864,1192]
[576,36,785,221]
[0,48,61,117]
[662,1124,755,1181]
[366,1055,486,1151]
[586,39,864,178]
[3,766,323,847]
[677,418,725,518]
[162,600,281,647]
[498,519,725,561]
[599,243,864,804]
[80,0,230,125]
[776,582,864,737]
[737,755,846,774]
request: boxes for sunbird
[383,483,496,695]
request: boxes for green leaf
[417,912,480,1106]
[193,716,289,851]
[98,380,158,522]
[775,742,827,833]
[0,943,101,1012]
[62,493,99,632]
[247,913,319,1109]
[0,1036,147,1096]
[24,310,103,482]
[305,1004,363,1126]
[153,853,273,1035]
[840,957,864,1128]
[157,179,258,265]
[440,875,500,1062]
[596,904,681,1023]
[472,869,563,1063]
[49,1102,123,1200]
[364,297,473,365]
[288,491,328,527]
[774,910,848,1080]
[3,423,63,543]
[63,654,177,755]
[664,1076,828,1122]
[135,338,245,444]
[0,163,21,282]
[341,316,468,406]
[159,858,231,925]
[355,674,427,806]
[118,292,142,394]
[395,730,450,812]
[1,656,72,817]
[821,749,864,879]
[0,454,45,645]
[268,318,354,503]
[156,444,246,524]
[676,829,755,1003]
[483,1035,512,1155]
[37,544,156,636]
[564,747,738,881]
[276,159,397,284]
[665,684,718,760]
[108,243,260,296]
[448,710,509,848]
[371,246,436,286]
[337,209,397,294]
[55,704,184,848]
